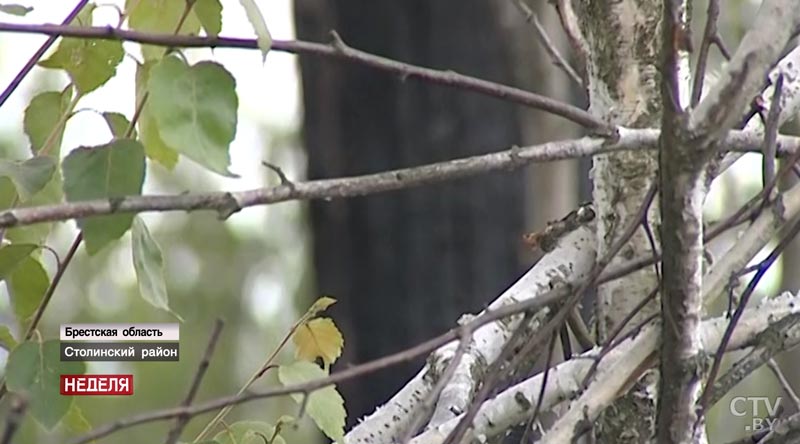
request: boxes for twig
[767,359,800,411]
[690,0,723,107]
[0,22,609,132]
[552,0,589,79]
[0,0,89,108]
[164,319,225,444]
[520,332,558,444]
[508,0,583,87]
[763,74,785,189]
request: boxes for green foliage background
[0,1,325,443]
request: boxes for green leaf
[135,62,178,169]
[39,38,124,94]
[132,216,182,320]
[0,157,56,202]
[126,0,202,61]
[24,87,73,155]
[3,170,63,246]
[62,140,146,254]
[8,256,49,322]
[61,403,92,434]
[148,57,238,176]
[213,421,285,444]
[0,4,32,16]
[0,325,18,350]
[278,362,346,442]
[73,2,95,26]
[7,341,85,429]
[0,243,37,280]
[103,112,137,140]
[238,0,272,60]
[195,0,222,37]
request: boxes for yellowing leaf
[306,296,336,317]
[293,317,343,365]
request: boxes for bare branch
[690,0,723,107]
[0,22,609,132]
[164,319,224,444]
[508,0,584,87]
[689,0,800,149]
[0,129,794,230]
[413,292,800,444]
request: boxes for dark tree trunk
[294,0,528,424]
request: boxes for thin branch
[0,0,88,108]
[767,359,800,411]
[552,0,589,80]
[700,215,800,414]
[0,22,609,132]
[0,129,796,230]
[704,312,800,411]
[763,74,785,188]
[164,319,224,444]
[689,0,800,149]
[690,0,723,107]
[24,233,83,341]
[508,0,583,87]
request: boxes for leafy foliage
[8,255,49,322]
[23,87,73,154]
[126,0,202,61]
[278,361,347,442]
[238,0,272,60]
[62,140,146,254]
[6,340,86,429]
[0,157,56,201]
[135,61,179,169]
[131,216,182,320]
[39,38,124,94]
[0,2,343,442]
[147,57,238,176]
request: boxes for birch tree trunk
[575,1,664,441]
